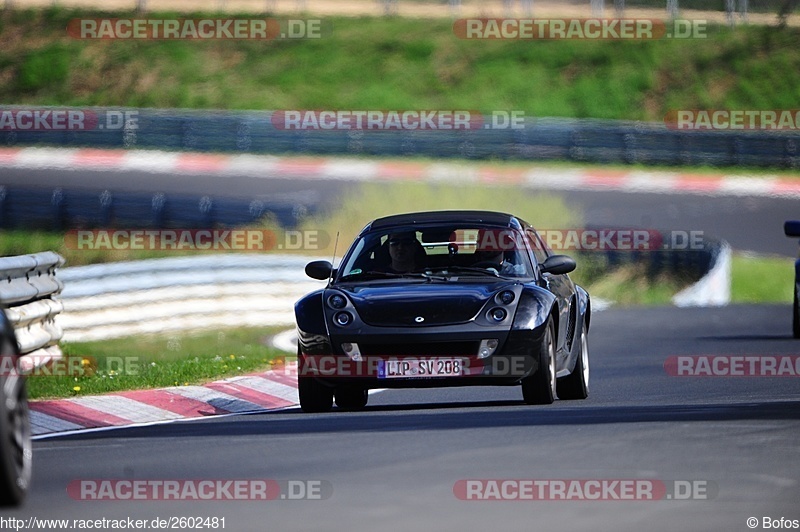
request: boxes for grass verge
[27,327,286,400]
[731,253,795,303]
[579,253,797,307]
[576,262,696,306]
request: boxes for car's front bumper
[298,322,548,390]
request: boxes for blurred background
[0,4,797,528]
[0,0,798,398]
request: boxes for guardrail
[57,254,327,342]
[1,108,798,168]
[0,185,313,231]
[0,252,65,372]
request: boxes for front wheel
[557,326,589,400]
[521,317,556,405]
[297,346,333,413]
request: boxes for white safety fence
[672,241,732,307]
[56,254,327,342]
[0,252,65,372]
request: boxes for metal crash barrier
[0,252,65,373]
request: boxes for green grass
[28,327,287,400]
[731,253,795,303]
[578,253,798,306]
[580,265,695,305]
[568,254,700,306]
[2,8,800,122]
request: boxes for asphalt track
[1,166,797,256]
[556,190,798,257]
[5,304,799,532]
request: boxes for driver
[386,231,420,273]
[473,229,525,275]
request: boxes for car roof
[367,210,522,231]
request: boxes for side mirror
[305,260,334,280]
[785,221,800,238]
[541,254,576,275]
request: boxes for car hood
[338,281,513,327]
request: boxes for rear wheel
[0,374,31,507]
[297,345,333,413]
[335,387,368,411]
[557,326,589,400]
[521,317,556,405]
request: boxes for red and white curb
[29,367,299,439]
[2,147,799,198]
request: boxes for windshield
[336,225,535,281]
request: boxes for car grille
[358,341,480,358]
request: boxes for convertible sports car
[295,211,591,412]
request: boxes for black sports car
[295,210,591,412]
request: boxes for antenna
[327,232,339,287]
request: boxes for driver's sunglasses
[389,238,414,246]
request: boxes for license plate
[377,358,464,379]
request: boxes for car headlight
[487,308,507,322]
[334,311,353,327]
[328,294,347,309]
[495,290,515,305]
